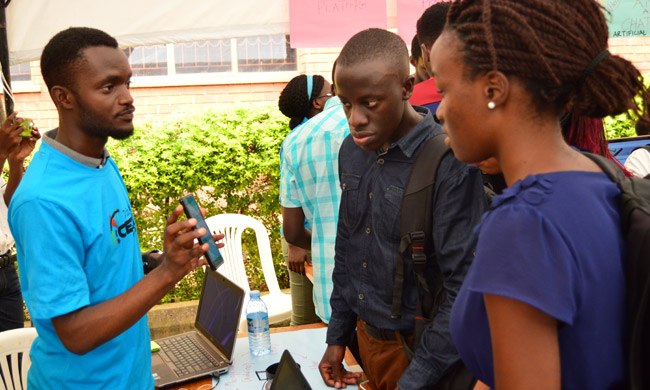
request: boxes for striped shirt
[279,97,350,323]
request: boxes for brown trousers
[356,319,412,390]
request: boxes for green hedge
[107,103,291,303]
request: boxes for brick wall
[128,83,288,117]
[298,48,340,76]
[609,37,650,74]
[8,62,57,129]
[8,82,293,130]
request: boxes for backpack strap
[583,151,650,390]
[582,151,648,236]
[583,151,627,181]
[582,151,646,228]
[390,133,450,320]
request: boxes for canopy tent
[5,0,289,65]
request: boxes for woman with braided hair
[278,74,332,130]
[428,0,650,388]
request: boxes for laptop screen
[195,268,244,360]
[607,135,650,164]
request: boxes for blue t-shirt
[450,172,626,389]
[9,141,153,389]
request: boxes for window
[237,35,296,72]
[123,35,296,80]
[124,45,168,77]
[174,40,232,74]
[9,63,31,82]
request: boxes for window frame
[7,62,40,93]
[127,36,300,88]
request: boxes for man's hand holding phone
[179,194,224,271]
[154,203,224,283]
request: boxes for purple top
[451,171,626,389]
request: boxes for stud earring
[487,101,496,110]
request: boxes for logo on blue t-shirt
[109,208,135,245]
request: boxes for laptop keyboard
[158,335,222,377]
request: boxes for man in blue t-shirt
[8,27,219,389]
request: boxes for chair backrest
[0,327,38,390]
[205,214,281,295]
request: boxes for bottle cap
[250,290,260,298]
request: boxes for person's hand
[9,122,41,165]
[0,112,25,160]
[319,345,361,388]
[158,205,224,281]
[287,245,310,275]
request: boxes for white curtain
[6,0,290,65]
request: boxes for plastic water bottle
[247,290,271,356]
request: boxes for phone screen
[179,194,223,271]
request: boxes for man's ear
[420,43,433,77]
[403,74,416,100]
[482,70,509,108]
[50,86,75,110]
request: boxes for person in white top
[624,146,650,178]
[0,111,40,331]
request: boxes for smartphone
[179,194,223,271]
[18,118,34,137]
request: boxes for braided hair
[278,75,325,129]
[446,0,650,123]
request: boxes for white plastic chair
[205,214,292,332]
[0,327,37,390]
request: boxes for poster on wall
[397,0,447,46]
[607,0,650,38]
[289,0,387,48]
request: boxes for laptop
[607,135,650,164]
[270,350,313,390]
[151,268,245,388]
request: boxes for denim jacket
[326,107,486,389]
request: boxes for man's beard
[77,97,134,140]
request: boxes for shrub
[107,103,291,302]
[604,113,637,139]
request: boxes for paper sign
[607,0,650,38]
[397,0,448,46]
[290,0,387,48]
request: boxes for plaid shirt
[280,97,350,323]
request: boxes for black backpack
[390,133,476,389]
[583,152,650,390]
